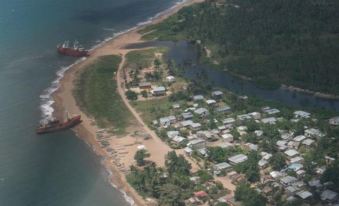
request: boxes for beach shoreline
[52,1,204,205]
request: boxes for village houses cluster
[149,90,339,205]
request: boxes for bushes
[235,183,266,206]
[125,90,138,101]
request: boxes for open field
[131,97,172,125]
[73,55,132,134]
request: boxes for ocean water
[0,0,181,205]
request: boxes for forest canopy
[143,0,339,94]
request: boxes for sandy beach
[52,0,204,205]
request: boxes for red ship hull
[57,47,90,57]
[36,115,82,135]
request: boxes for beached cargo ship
[36,115,82,134]
[57,41,90,57]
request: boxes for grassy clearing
[131,97,172,125]
[124,47,168,69]
[74,55,132,134]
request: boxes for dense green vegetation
[321,160,339,192]
[134,149,150,166]
[235,183,266,206]
[74,55,132,133]
[127,151,212,205]
[235,151,260,183]
[143,0,339,94]
[128,151,228,205]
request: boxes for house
[304,128,325,138]
[197,131,217,141]
[261,117,277,124]
[139,82,152,90]
[219,142,234,149]
[152,120,158,126]
[270,171,283,179]
[288,163,303,172]
[294,110,311,119]
[194,191,208,199]
[290,156,304,164]
[237,114,252,121]
[296,190,313,200]
[159,116,176,127]
[166,75,176,83]
[222,133,234,142]
[302,139,315,146]
[249,112,261,120]
[197,148,208,157]
[258,159,269,168]
[190,122,202,131]
[217,125,227,131]
[182,112,193,120]
[285,149,299,158]
[277,140,288,151]
[255,130,264,137]
[188,138,206,150]
[172,103,180,109]
[308,179,322,188]
[245,143,258,151]
[228,154,248,165]
[261,152,273,160]
[287,141,300,149]
[321,190,338,202]
[180,120,194,128]
[285,186,298,195]
[172,136,186,144]
[167,130,179,139]
[193,95,204,101]
[325,156,336,165]
[214,162,232,175]
[152,86,166,96]
[212,90,223,99]
[293,135,306,142]
[206,99,217,106]
[237,126,247,132]
[216,106,231,113]
[189,176,200,184]
[329,116,339,126]
[262,107,280,115]
[281,132,294,140]
[186,197,201,205]
[184,147,193,155]
[194,108,209,117]
[223,118,235,124]
[280,176,298,186]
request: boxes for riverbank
[281,84,339,100]
[52,0,204,205]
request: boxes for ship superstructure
[57,41,89,57]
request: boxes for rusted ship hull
[57,47,89,57]
[36,115,82,135]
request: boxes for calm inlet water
[0,0,181,205]
[126,41,339,112]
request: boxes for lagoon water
[126,41,339,112]
[0,0,180,205]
